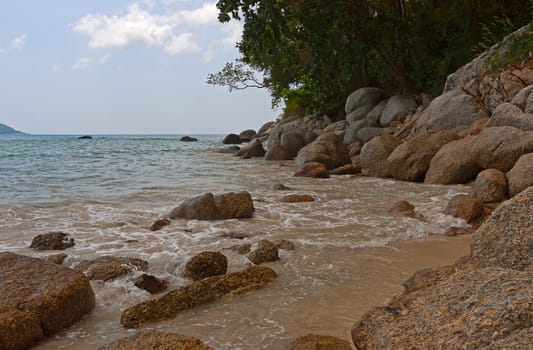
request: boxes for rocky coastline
[1,26,532,349]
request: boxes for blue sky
[0,0,276,134]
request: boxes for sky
[0,0,277,134]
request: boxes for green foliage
[485,30,533,71]
[210,0,531,115]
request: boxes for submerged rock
[294,161,330,178]
[388,200,422,219]
[98,330,213,350]
[285,334,352,350]
[149,218,170,231]
[179,136,198,142]
[30,232,75,250]
[78,135,93,139]
[77,256,148,281]
[121,266,277,328]
[133,274,168,295]
[184,251,228,281]
[280,194,315,203]
[273,239,296,251]
[169,192,254,221]
[0,253,95,349]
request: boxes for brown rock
[248,240,280,265]
[471,186,533,271]
[45,253,68,265]
[295,132,351,171]
[133,274,168,295]
[425,127,533,184]
[445,194,484,224]
[77,256,149,281]
[267,127,318,159]
[235,139,265,157]
[348,141,363,156]
[402,265,455,293]
[0,302,44,350]
[98,330,213,350]
[30,232,75,250]
[149,218,170,231]
[387,130,460,182]
[294,162,330,178]
[280,194,315,203]
[352,267,532,350]
[468,117,489,135]
[473,168,508,203]
[184,251,228,281]
[444,226,475,237]
[360,134,400,178]
[265,144,291,160]
[388,200,417,218]
[506,153,533,197]
[0,253,95,343]
[330,164,360,175]
[121,266,277,328]
[169,192,254,221]
[284,334,352,350]
[487,102,533,131]
[239,129,257,142]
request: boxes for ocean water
[0,134,471,349]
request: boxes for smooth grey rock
[379,95,418,127]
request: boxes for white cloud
[11,35,27,51]
[72,58,93,70]
[73,1,236,59]
[0,34,28,53]
[72,53,113,70]
[52,63,62,72]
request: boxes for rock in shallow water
[133,274,168,295]
[77,256,148,281]
[183,251,228,281]
[285,334,352,350]
[169,192,254,221]
[30,231,75,250]
[121,266,277,328]
[0,253,95,349]
[248,240,280,265]
[98,330,213,350]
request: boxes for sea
[0,134,471,349]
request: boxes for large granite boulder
[360,135,400,178]
[357,127,384,143]
[77,256,149,281]
[487,103,533,130]
[222,133,241,144]
[121,266,277,328]
[30,232,75,250]
[169,192,254,221]
[425,126,533,184]
[379,95,418,127]
[235,139,266,158]
[445,194,485,224]
[265,144,291,161]
[506,153,533,197]
[473,168,508,203]
[387,130,459,182]
[343,119,369,144]
[295,132,350,174]
[0,253,95,349]
[511,84,533,111]
[98,330,213,350]
[285,334,352,350]
[294,162,330,178]
[183,251,228,281]
[471,186,533,270]
[345,87,387,121]
[366,99,387,126]
[351,267,532,350]
[267,127,318,159]
[413,89,489,134]
[238,129,257,142]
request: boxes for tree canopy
[208,0,531,116]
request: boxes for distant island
[0,122,26,135]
